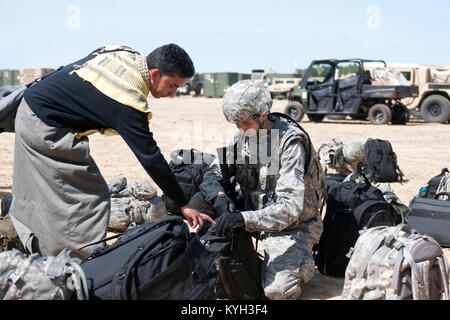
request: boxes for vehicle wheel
[420,95,450,123]
[283,102,305,122]
[368,104,392,125]
[391,104,410,125]
[307,114,325,122]
[327,114,346,120]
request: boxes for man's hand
[214,211,245,237]
[181,204,215,231]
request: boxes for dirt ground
[0,96,449,299]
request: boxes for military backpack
[313,175,395,277]
[200,225,266,300]
[364,138,404,183]
[162,149,215,215]
[0,248,88,300]
[0,67,62,133]
[342,223,449,300]
[419,168,449,199]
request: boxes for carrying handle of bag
[360,173,372,187]
[362,210,388,229]
[384,222,412,246]
[348,172,372,187]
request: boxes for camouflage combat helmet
[343,139,365,164]
[318,139,344,168]
[222,79,272,123]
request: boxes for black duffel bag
[80,216,219,300]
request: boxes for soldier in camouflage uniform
[190,80,325,300]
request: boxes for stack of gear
[318,139,368,179]
[370,68,410,85]
[429,68,450,83]
[107,177,167,232]
[313,174,396,277]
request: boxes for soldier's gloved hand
[214,211,244,237]
[213,194,235,214]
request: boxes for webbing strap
[68,262,89,300]
[437,256,450,300]
[422,260,431,300]
[402,248,426,300]
[351,235,385,299]
[391,251,404,296]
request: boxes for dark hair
[146,43,195,78]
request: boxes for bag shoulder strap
[269,112,312,174]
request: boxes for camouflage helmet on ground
[318,139,344,168]
[343,139,365,164]
[222,79,272,123]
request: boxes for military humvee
[284,59,419,125]
[267,78,301,99]
[364,63,450,123]
[251,69,267,83]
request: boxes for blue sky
[1,0,449,73]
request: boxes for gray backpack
[342,223,449,300]
[0,66,62,133]
[0,85,26,133]
[0,248,88,300]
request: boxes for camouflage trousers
[189,191,318,300]
[259,228,317,300]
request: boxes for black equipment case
[408,193,450,247]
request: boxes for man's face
[149,70,187,98]
[236,117,259,137]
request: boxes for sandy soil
[0,96,449,299]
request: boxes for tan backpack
[342,223,449,300]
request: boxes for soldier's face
[149,69,187,98]
[236,118,259,137]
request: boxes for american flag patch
[294,168,304,182]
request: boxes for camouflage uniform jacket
[200,114,325,233]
